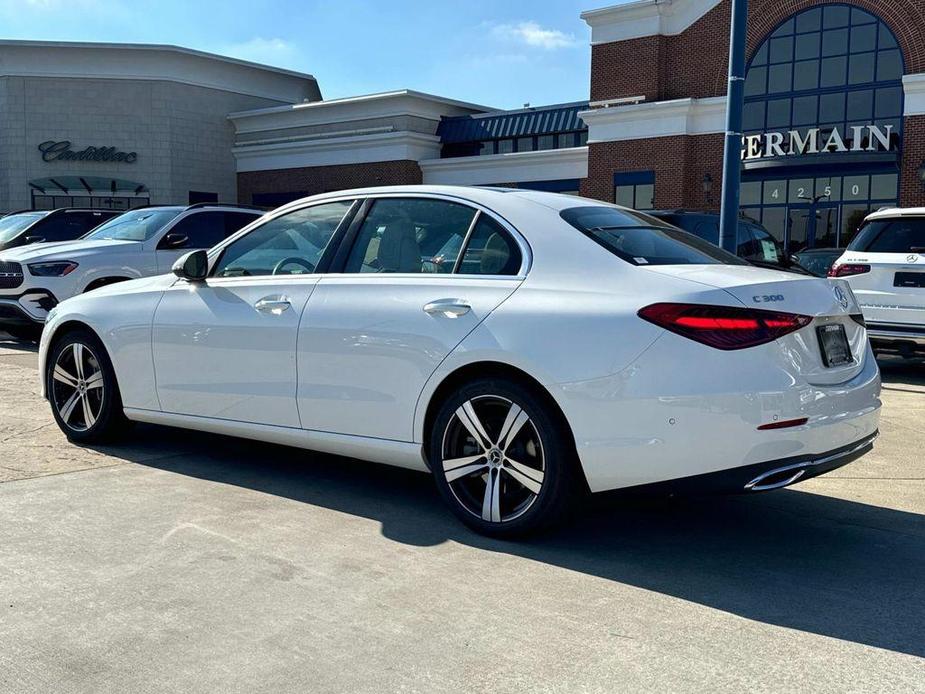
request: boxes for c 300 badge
[833,285,850,310]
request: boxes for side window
[224,212,260,237]
[748,225,785,264]
[213,201,353,277]
[160,212,227,249]
[344,198,475,274]
[458,215,522,275]
[30,215,82,242]
[692,221,720,243]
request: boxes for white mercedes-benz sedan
[38,186,881,536]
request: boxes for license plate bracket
[817,323,853,368]
[894,272,925,288]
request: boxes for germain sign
[741,124,895,161]
[38,140,138,164]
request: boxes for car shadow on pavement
[93,422,925,660]
[877,355,925,390]
[0,334,39,352]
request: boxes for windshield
[0,213,46,244]
[560,206,748,266]
[848,217,925,253]
[84,208,182,242]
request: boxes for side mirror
[172,249,208,282]
[24,236,45,244]
[162,233,189,249]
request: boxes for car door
[154,211,258,273]
[297,195,525,442]
[151,200,357,427]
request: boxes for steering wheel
[272,257,315,275]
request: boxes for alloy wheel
[51,343,105,432]
[441,395,545,523]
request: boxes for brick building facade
[579,0,925,251]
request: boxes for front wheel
[429,377,580,537]
[46,329,129,443]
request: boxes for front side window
[849,218,925,253]
[35,213,110,242]
[85,208,182,242]
[213,201,353,277]
[161,211,255,250]
[344,198,476,274]
[561,206,748,266]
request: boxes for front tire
[46,329,129,443]
[429,377,580,537]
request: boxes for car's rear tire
[428,377,580,537]
[45,328,130,443]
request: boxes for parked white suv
[830,207,925,356]
[0,203,262,339]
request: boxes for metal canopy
[437,101,589,144]
[28,176,148,196]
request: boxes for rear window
[848,217,925,253]
[560,207,747,266]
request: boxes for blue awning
[438,101,589,144]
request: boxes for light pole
[718,0,749,253]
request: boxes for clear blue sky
[0,0,636,109]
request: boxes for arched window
[739,4,905,251]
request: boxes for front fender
[38,275,173,408]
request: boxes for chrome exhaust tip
[744,432,879,492]
[745,463,811,492]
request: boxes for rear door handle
[255,296,292,315]
[423,299,471,318]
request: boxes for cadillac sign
[741,124,895,161]
[38,140,138,164]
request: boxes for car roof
[275,185,607,215]
[866,207,925,220]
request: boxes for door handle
[423,299,471,318]
[255,296,292,315]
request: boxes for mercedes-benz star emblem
[833,285,850,310]
[907,254,919,264]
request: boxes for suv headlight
[27,261,79,277]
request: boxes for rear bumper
[867,321,925,346]
[603,432,877,497]
[559,335,882,493]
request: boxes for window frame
[326,194,531,278]
[206,199,361,280]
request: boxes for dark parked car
[0,208,119,252]
[648,210,799,272]
[791,247,845,277]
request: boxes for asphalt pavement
[0,334,923,693]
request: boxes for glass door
[787,205,812,254]
[813,204,839,249]
[787,203,840,253]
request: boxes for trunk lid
[642,264,867,386]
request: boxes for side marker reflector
[757,417,809,431]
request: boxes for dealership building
[2,0,925,252]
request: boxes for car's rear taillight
[828,264,870,278]
[638,303,813,350]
